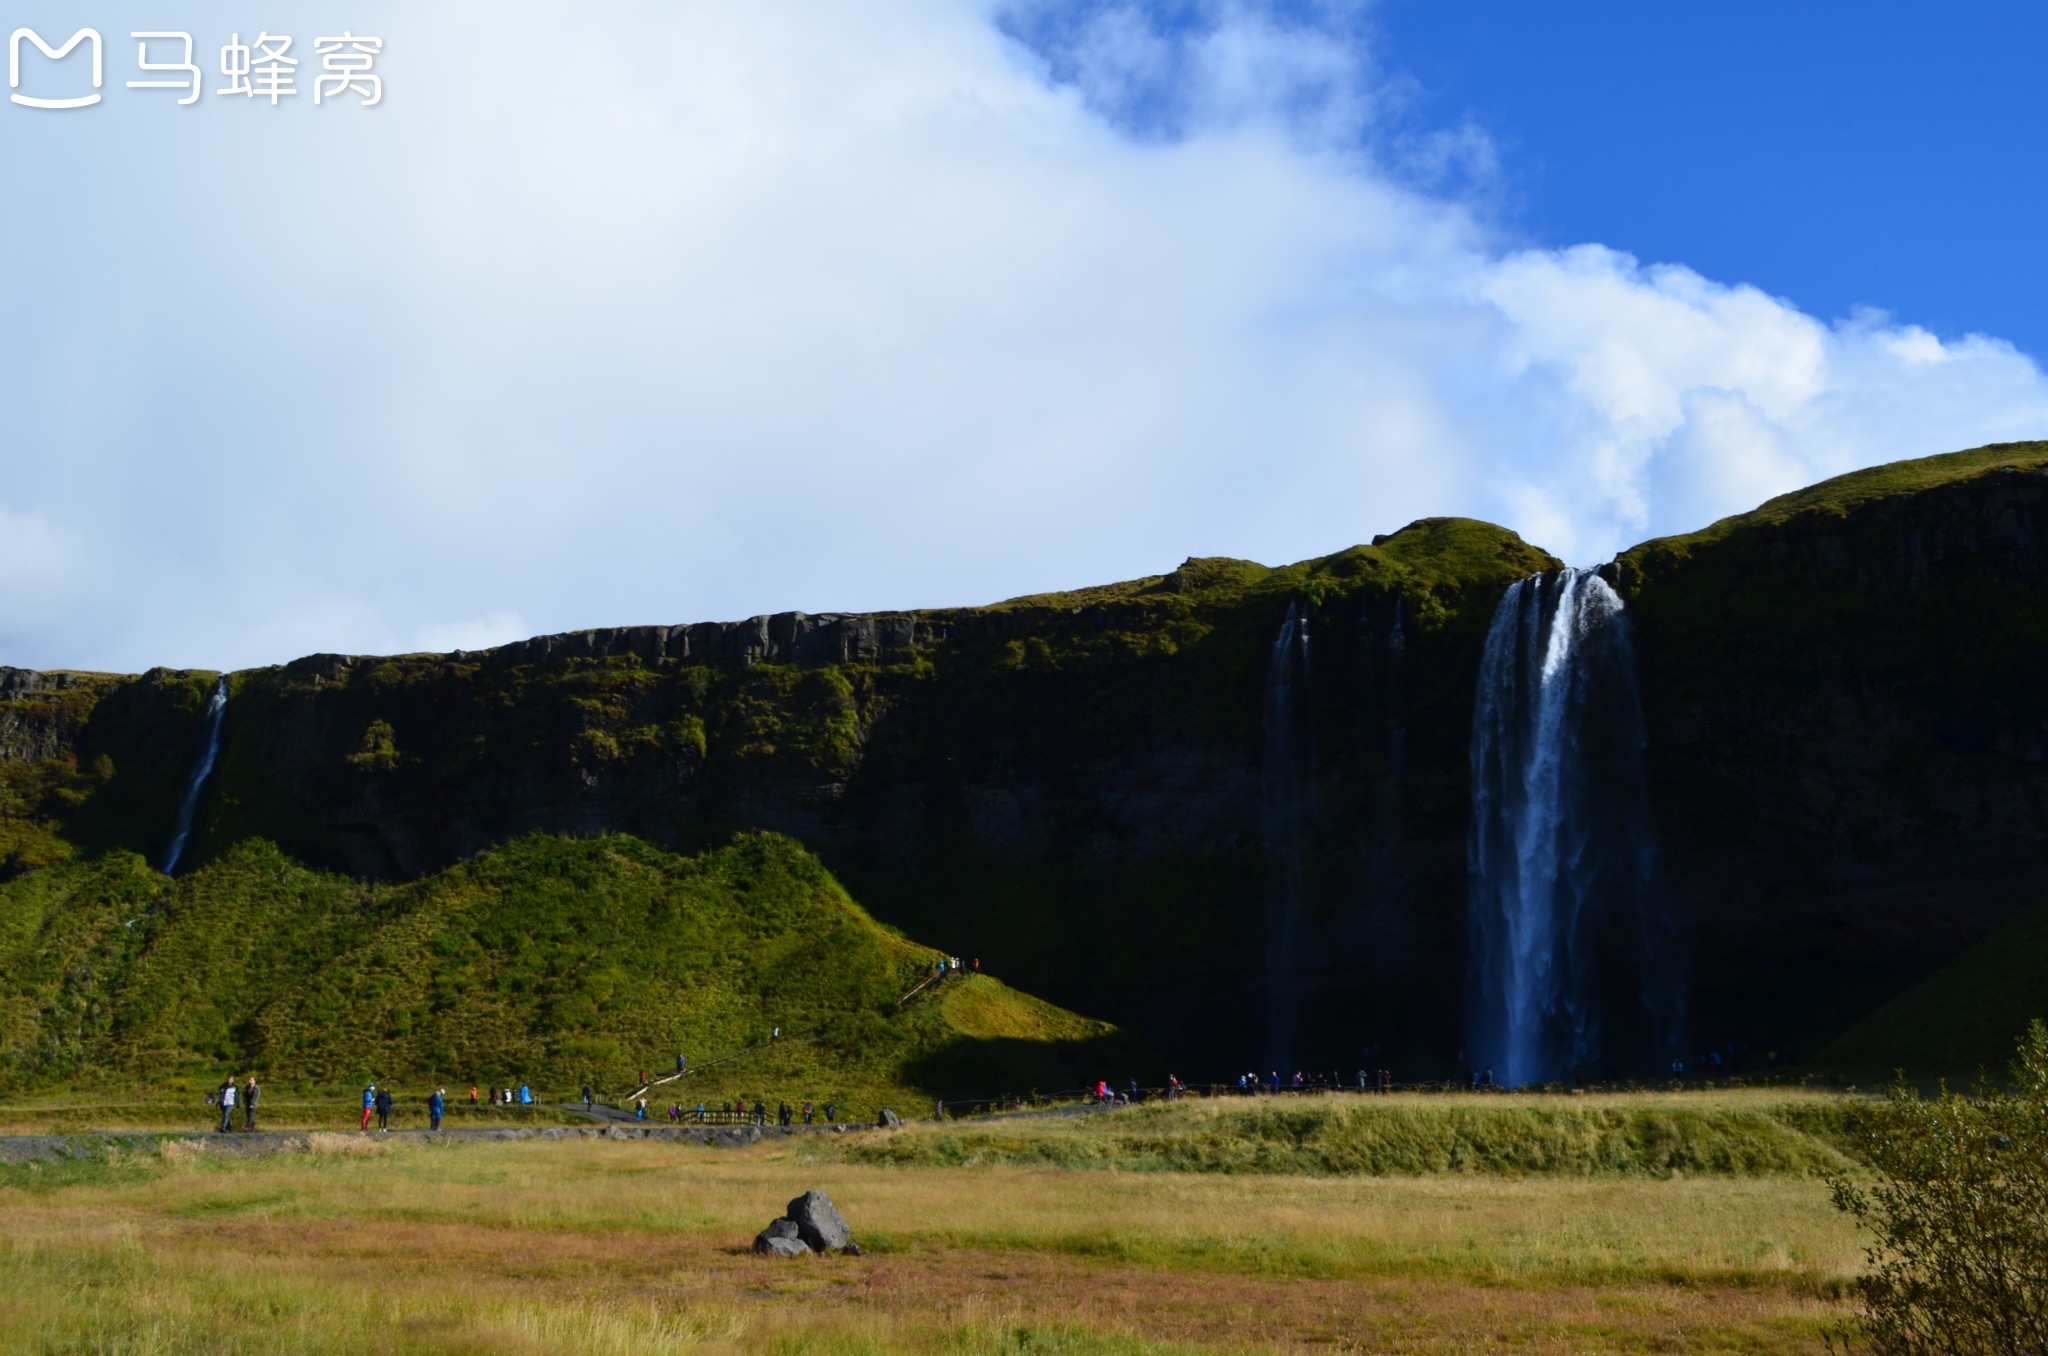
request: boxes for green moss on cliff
[1620,441,2048,567]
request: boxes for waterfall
[1467,570,1680,1085]
[1263,601,1311,1072]
[161,676,228,876]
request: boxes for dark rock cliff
[10,446,2048,1075]
[1616,443,2048,1061]
[0,519,1552,1073]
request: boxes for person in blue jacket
[428,1087,446,1131]
[361,1082,377,1131]
[518,1083,532,1105]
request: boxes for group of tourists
[1232,1069,1395,1094]
[205,1075,260,1132]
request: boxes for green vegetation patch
[0,832,1128,1112]
[815,1095,1864,1178]
[1621,440,2048,562]
[1817,899,2048,1077]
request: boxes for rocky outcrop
[753,1190,859,1256]
[753,1218,809,1256]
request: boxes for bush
[1830,1020,2048,1354]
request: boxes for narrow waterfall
[1262,601,1312,1072]
[161,676,228,876]
[1467,570,1680,1085]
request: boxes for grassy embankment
[0,832,1130,1129]
[0,1094,1868,1354]
[810,1088,1869,1178]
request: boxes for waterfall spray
[161,676,227,876]
[1466,570,1680,1085]
[1263,601,1312,1072]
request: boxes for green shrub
[1829,1020,2048,1354]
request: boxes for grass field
[0,1093,1870,1354]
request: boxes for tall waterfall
[1467,570,1680,1085]
[1263,601,1312,1071]
[161,676,228,876]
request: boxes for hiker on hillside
[362,1082,377,1130]
[469,1084,479,1104]
[695,1102,706,1122]
[518,1083,532,1105]
[582,1084,593,1111]
[802,1103,813,1125]
[375,1086,395,1131]
[753,1099,767,1127]
[778,1102,792,1127]
[429,1087,445,1131]
[634,1096,647,1122]
[823,1102,836,1123]
[243,1075,260,1131]
[217,1076,237,1133]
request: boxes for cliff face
[1616,442,2048,1060]
[0,518,1555,1073]
[10,445,2048,1076]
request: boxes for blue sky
[1374,0,2048,357]
[2,1,2044,673]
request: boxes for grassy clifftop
[1619,440,2048,569]
[0,831,1131,1109]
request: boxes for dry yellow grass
[0,1133,1860,1353]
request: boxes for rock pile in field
[752,1189,863,1257]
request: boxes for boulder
[878,1108,902,1128]
[759,1218,801,1242]
[786,1190,852,1252]
[753,1232,810,1257]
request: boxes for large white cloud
[0,0,2042,672]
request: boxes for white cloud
[0,0,2043,673]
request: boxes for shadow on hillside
[904,1030,1157,1100]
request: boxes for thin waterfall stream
[161,676,227,876]
[1466,569,1681,1085]
[1262,601,1311,1073]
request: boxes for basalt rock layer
[8,443,2048,1076]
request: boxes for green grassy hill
[0,832,1134,1111]
[1816,898,2048,1078]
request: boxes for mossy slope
[0,832,1132,1107]
[1816,897,2048,1077]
